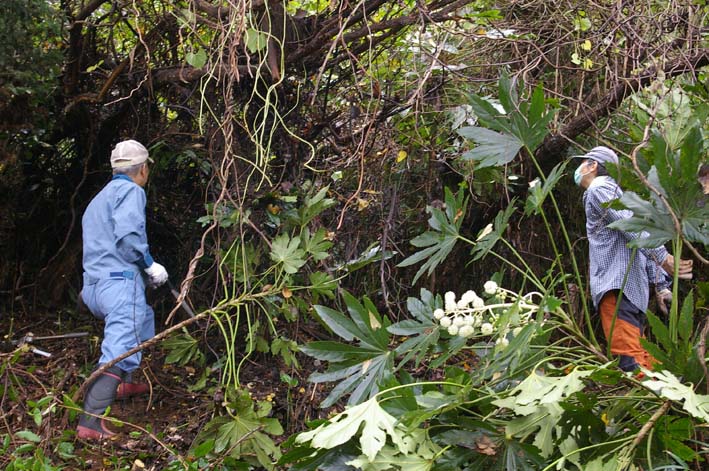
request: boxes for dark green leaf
[301,342,382,362]
[313,305,364,342]
[645,310,671,351]
[678,291,694,345]
[459,126,523,168]
[193,439,215,458]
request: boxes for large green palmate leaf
[492,368,592,457]
[458,72,555,169]
[642,369,709,422]
[347,430,441,471]
[471,199,516,261]
[388,289,442,369]
[397,187,467,283]
[295,397,408,462]
[524,162,568,216]
[194,390,283,470]
[610,125,709,247]
[303,291,393,407]
[270,234,307,274]
[459,126,523,168]
[608,191,676,248]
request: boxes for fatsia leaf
[492,368,592,457]
[492,368,592,415]
[504,402,563,458]
[313,305,364,342]
[300,342,383,362]
[678,291,694,345]
[644,310,671,352]
[642,369,709,422]
[295,397,408,462]
[459,126,523,169]
[468,94,510,133]
[347,430,441,470]
[270,234,307,274]
[301,227,332,261]
[397,187,468,283]
[458,73,555,169]
[305,293,394,407]
[525,162,568,216]
[471,200,516,261]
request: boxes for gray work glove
[145,262,168,287]
[656,288,672,316]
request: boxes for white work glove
[656,288,672,317]
[145,262,168,287]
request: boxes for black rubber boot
[76,365,124,440]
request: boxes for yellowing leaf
[583,58,593,70]
[369,311,381,330]
[282,287,292,299]
[476,223,493,241]
[397,150,408,162]
[357,198,369,211]
[581,39,592,51]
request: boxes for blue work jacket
[82,175,154,283]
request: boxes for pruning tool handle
[167,279,196,318]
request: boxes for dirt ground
[0,307,328,469]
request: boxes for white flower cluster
[433,281,541,348]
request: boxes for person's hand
[145,262,168,287]
[661,254,693,280]
[656,288,672,316]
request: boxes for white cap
[110,140,154,168]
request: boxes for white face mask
[574,162,593,186]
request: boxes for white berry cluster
[432,281,541,348]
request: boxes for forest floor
[1,307,329,469]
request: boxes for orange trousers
[599,291,656,371]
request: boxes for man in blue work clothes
[77,139,169,440]
[573,146,693,372]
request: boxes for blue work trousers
[81,273,155,373]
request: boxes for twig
[630,400,671,449]
[69,307,213,407]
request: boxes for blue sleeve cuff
[138,252,154,270]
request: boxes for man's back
[82,175,148,281]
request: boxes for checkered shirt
[583,177,670,312]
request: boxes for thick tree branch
[152,64,256,84]
[74,0,111,22]
[534,49,709,169]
